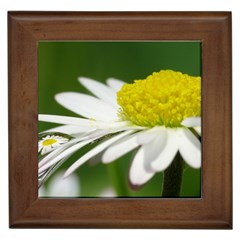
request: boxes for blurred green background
[38,41,201,197]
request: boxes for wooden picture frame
[8,11,232,229]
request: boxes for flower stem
[161,152,184,197]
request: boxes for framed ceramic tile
[8,12,232,228]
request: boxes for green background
[38,41,201,197]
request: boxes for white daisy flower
[38,70,201,188]
[38,134,70,155]
[39,171,81,197]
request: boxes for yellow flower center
[117,70,201,127]
[42,139,57,146]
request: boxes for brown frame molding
[8,12,232,229]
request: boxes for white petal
[194,126,201,136]
[102,134,140,163]
[181,117,201,128]
[129,147,155,186]
[102,127,166,164]
[39,114,129,130]
[150,129,179,172]
[177,128,201,168]
[137,126,165,145]
[78,77,118,107]
[55,92,118,121]
[39,114,97,125]
[142,131,168,170]
[41,146,52,155]
[39,140,92,174]
[47,171,80,197]
[64,130,134,178]
[129,128,167,186]
[42,125,95,134]
[106,78,125,92]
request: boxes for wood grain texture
[8,12,232,229]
